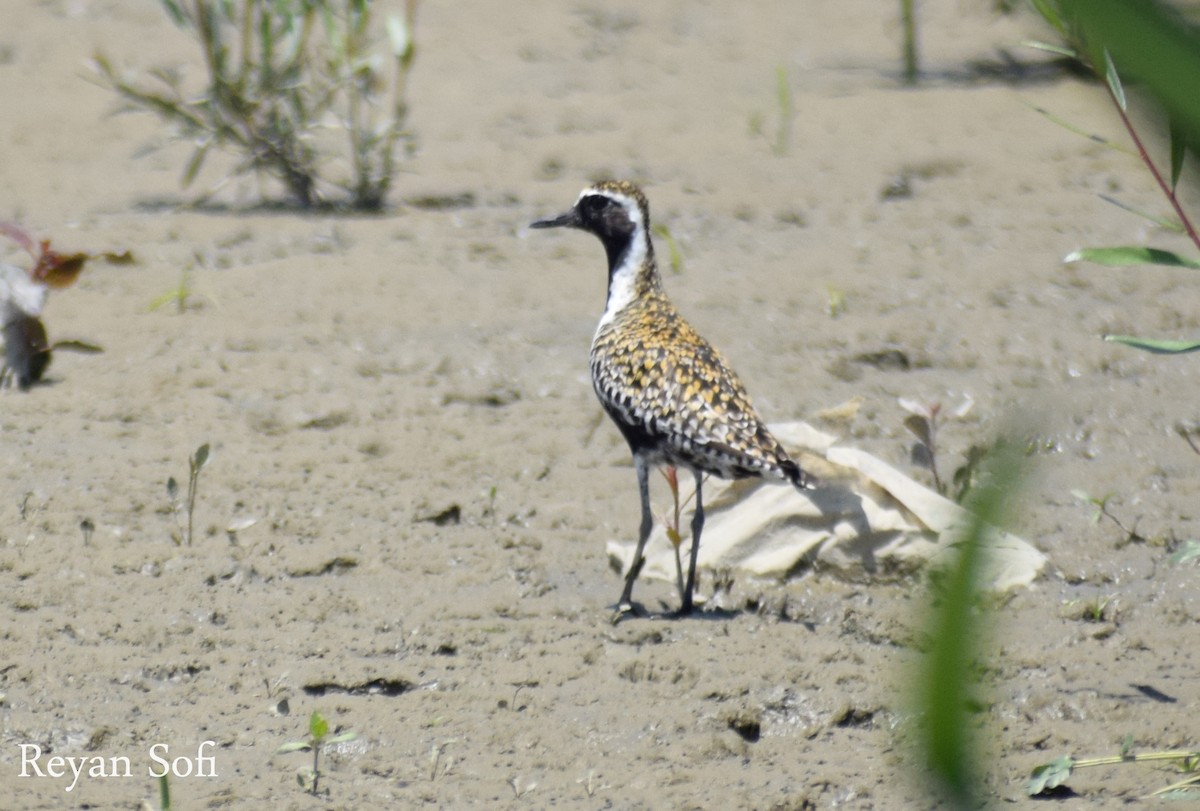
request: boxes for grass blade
[1102,49,1126,112]
[1064,246,1200,268]
[1169,114,1186,192]
[1103,335,1200,354]
[916,442,1021,806]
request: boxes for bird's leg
[681,470,705,615]
[615,456,653,620]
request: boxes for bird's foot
[610,600,646,625]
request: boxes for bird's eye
[583,196,608,213]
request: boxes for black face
[531,193,639,275]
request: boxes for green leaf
[1064,246,1200,269]
[1096,195,1183,232]
[309,710,329,741]
[385,13,412,59]
[182,140,210,188]
[1027,0,1067,37]
[193,443,210,469]
[327,730,359,745]
[276,740,312,754]
[1169,539,1200,565]
[1103,335,1200,354]
[1057,0,1200,146]
[158,0,186,27]
[1169,114,1186,193]
[1103,49,1126,111]
[1022,39,1076,59]
[1028,755,1075,796]
[918,443,1021,806]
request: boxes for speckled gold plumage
[590,273,799,482]
[531,181,813,616]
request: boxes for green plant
[1071,489,1143,544]
[899,397,983,501]
[1029,740,1200,798]
[168,443,210,546]
[748,65,793,155]
[149,268,198,313]
[826,284,846,319]
[658,465,700,605]
[277,710,358,795]
[93,0,418,210]
[913,441,1021,807]
[650,223,684,274]
[156,773,171,811]
[1028,0,1200,353]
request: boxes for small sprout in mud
[1169,539,1200,566]
[168,443,210,546]
[747,65,793,155]
[277,710,358,796]
[1072,490,1143,545]
[264,671,291,716]
[577,768,607,798]
[658,466,701,605]
[900,396,975,499]
[154,772,171,811]
[827,285,847,319]
[482,485,498,524]
[149,269,195,314]
[1176,421,1200,456]
[1028,742,1200,798]
[651,223,684,274]
[80,518,94,546]
[428,739,456,781]
[509,775,537,799]
[1063,594,1119,624]
[225,516,257,546]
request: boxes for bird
[531,180,816,618]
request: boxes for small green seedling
[1170,539,1200,566]
[277,710,358,796]
[900,397,978,500]
[826,285,846,319]
[168,443,210,545]
[658,466,701,607]
[156,773,171,810]
[1071,489,1143,544]
[1029,742,1200,798]
[149,268,201,313]
[650,223,683,275]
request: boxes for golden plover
[531,180,816,617]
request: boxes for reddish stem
[1108,84,1200,252]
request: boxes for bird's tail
[781,458,818,491]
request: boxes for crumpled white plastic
[607,422,1046,594]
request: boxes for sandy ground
[2,1,1199,808]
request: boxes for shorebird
[531,180,816,617]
